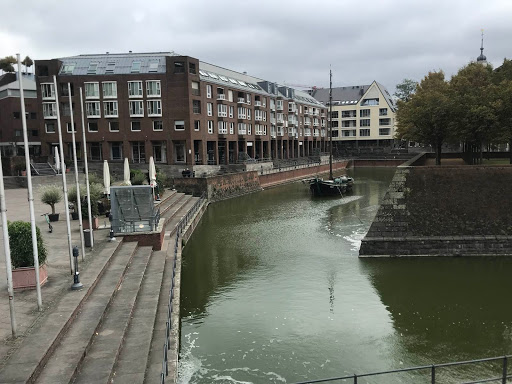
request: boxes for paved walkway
[0,186,112,365]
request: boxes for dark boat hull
[309,179,347,197]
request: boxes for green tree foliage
[493,59,512,164]
[0,56,17,73]
[394,78,418,102]
[21,56,33,73]
[8,221,47,268]
[450,63,498,164]
[396,71,453,165]
[40,185,62,214]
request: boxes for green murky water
[179,168,512,383]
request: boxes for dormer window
[148,60,159,73]
[87,62,99,75]
[61,63,75,75]
[131,61,142,73]
[105,62,116,74]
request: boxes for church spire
[477,29,487,64]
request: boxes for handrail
[160,193,206,383]
[292,355,511,384]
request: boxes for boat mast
[329,68,333,180]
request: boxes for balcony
[238,97,246,104]
[321,122,326,127]
[321,130,326,137]
[303,110,309,116]
[304,120,311,126]
[304,129,311,137]
[313,110,319,116]
[217,94,226,101]
[254,100,262,107]
[277,129,284,137]
[276,104,284,111]
[321,113,326,118]
[270,104,276,111]
[313,121,319,127]
[313,129,320,137]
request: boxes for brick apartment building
[34,52,328,175]
[312,81,397,149]
[0,72,40,159]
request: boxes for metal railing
[160,193,206,384]
[292,355,511,384]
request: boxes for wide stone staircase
[31,162,57,176]
[0,190,204,384]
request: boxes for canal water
[178,168,512,383]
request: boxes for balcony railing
[238,98,245,104]
[217,94,226,100]
[255,100,262,107]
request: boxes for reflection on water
[179,167,511,383]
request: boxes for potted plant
[8,221,48,289]
[67,185,83,220]
[81,182,102,230]
[41,185,62,222]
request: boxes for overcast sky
[1,0,511,94]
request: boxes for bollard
[71,246,83,290]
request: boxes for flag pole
[79,87,94,248]
[53,75,74,274]
[68,83,85,260]
[0,153,17,337]
[17,54,42,310]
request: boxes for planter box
[48,213,59,222]
[71,212,79,220]
[12,264,48,290]
[82,217,99,230]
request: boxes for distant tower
[477,29,488,65]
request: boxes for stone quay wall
[359,166,512,257]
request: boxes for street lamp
[71,246,83,290]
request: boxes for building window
[104,101,118,117]
[331,130,339,138]
[153,141,167,163]
[128,81,143,97]
[379,128,391,135]
[342,110,357,118]
[174,142,185,162]
[148,60,159,73]
[360,109,370,118]
[61,103,71,116]
[174,120,185,131]
[147,100,162,116]
[129,100,144,117]
[218,121,228,134]
[61,63,75,75]
[229,106,234,118]
[189,62,196,74]
[217,87,225,99]
[230,122,234,134]
[31,129,39,137]
[361,98,379,106]
[41,83,55,99]
[228,90,233,102]
[207,103,213,117]
[153,120,163,131]
[218,104,227,117]
[30,112,37,119]
[206,84,212,98]
[359,129,370,137]
[248,123,252,135]
[131,141,145,163]
[146,80,161,97]
[341,120,357,128]
[87,62,99,74]
[110,142,123,160]
[109,121,119,132]
[330,120,339,128]
[105,62,116,74]
[89,142,102,161]
[131,121,141,131]
[194,120,200,131]
[60,83,74,97]
[84,82,99,99]
[191,81,200,96]
[379,118,391,126]
[360,119,370,127]
[208,120,214,134]
[15,130,21,137]
[238,123,246,135]
[342,129,356,137]
[13,111,20,119]
[329,111,338,119]
[88,121,99,132]
[66,122,76,133]
[174,61,185,73]
[131,61,142,73]
[103,82,117,98]
[86,101,101,118]
[45,122,56,133]
[192,100,201,114]
[379,108,388,116]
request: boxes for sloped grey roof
[0,73,36,92]
[374,81,396,112]
[312,85,370,105]
[58,52,178,75]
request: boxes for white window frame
[109,121,120,132]
[103,101,118,118]
[66,122,76,133]
[102,81,117,98]
[206,84,212,98]
[86,101,101,118]
[194,120,200,131]
[153,120,164,131]
[207,102,213,117]
[147,100,162,117]
[129,100,144,117]
[229,106,234,118]
[218,104,227,117]
[128,81,143,98]
[41,83,55,100]
[228,90,233,102]
[174,120,185,131]
[110,142,123,161]
[218,121,228,134]
[131,121,142,131]
[146,80,161,97]
[84,82,100,99]
[42,103,57,119]
[229,122,234,134]
[45,122,56,133]
[207,120,214,134]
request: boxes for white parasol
[54,146,60,173]
[103,160,110,195]
[123,158,131,185]
[149,156,156,188]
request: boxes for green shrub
[8,221,47,268]
[40,185,62,214]
[88,172,102,185]
[131,169,147,185]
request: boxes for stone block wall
[360,166,512,257]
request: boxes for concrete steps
[72,246,154,383]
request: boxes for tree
[21,56,33,74]
[394,78,418,102]
[395,71,453,165]
[493,59,512,164]
[0,56,16,73]
[450,63,498,164]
